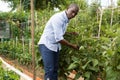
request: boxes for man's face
[66,7,79,19]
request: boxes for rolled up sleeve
[51,17,64,42]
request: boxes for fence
[0,37,32,54]
[0,36,39,66]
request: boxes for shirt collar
[63,11,69,23]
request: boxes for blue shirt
[38,11,69,52]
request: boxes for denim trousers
[39,44,59,80]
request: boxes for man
[38,3,79,80]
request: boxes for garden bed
[0,55,85,80]
[0,56,43,80]
[0,61,20,80]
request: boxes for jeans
[39,44,59,80]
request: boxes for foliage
[0,11,30,38]
[2,0,68,11]
[0,12,12,20]
[58,7,120,80]
[0,1,120,80]
[0,61,20,80]
[1,0,89,11]
[0,39,32,66]
[118,0,120,6]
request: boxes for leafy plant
[0,61,20,80]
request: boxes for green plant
[0,61,20,80]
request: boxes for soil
[0,55,85,80]
[0,55,44,80]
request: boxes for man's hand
[72,32,79,35]
[71,44,79,50]
[65,32,79,36]
[59,39,79,50]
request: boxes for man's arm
[59,39,79,50]
[65,32,79,36]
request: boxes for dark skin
[59,39,79,49]
[59,5,79,50]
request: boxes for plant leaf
[67,62,79,70]
[92,59,98,67]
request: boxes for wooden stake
[30,0,36,80]
[110,0,114,27]
[98,7,103,38]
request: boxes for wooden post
[13,38,15,48]
[110,0,114,27]
[30,0,36,80]
[16,37,18,47]
[98,7,103,38]
[29,39,31,54]
[22,36,24,53]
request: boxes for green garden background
[0,0,120,80]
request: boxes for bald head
[68,3,79,12]
[66,3,79,19]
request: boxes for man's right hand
[71,44,79,50]
[59,39,79,50]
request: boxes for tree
[2,0,89,11]
[2,0,68,11]
[118,0,120,6]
